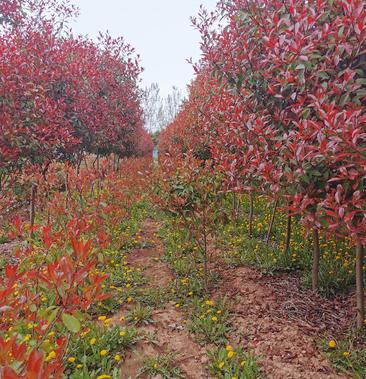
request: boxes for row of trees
[0,0,153,176]
[142,83,184,132]
[159,0,366,328]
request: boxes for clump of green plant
[321,334,366,378]
[126,303,153,326]
[138,353,183,378]
[188,297,230,345]
[168,275,204,305]
[0,234,10,244]
[207,345,261,378]
[136,286,171,308]
[142,330,158,345]
[89,250,147,315]
[64,323,139,378]
[0,256,6,276]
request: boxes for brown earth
[214,266,348,379]
[114,218,348,379]
[116,219,208,379]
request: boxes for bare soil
[214,266,347,379]
[117,219,208,379]
[115,219,349,379]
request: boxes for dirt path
[116,218,345,379]
[214,266,347,379]
[117,219,208,379]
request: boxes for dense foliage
[159,0,366,328]
[0,0,152,174]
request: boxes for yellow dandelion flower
[328,340,337,349]
[114,354,121,361]
[46,351,56,361]
[100,349,108,357]
[227,351,235,359]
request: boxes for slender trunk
[356,241,365,329]
[83,155,89,170]
[117,157,121,175]
[29,184,37,239]
[284,212,292,254]
[233,192,239,222]
[96,154,101,192]
[203,229,208,293]
[42,163,50,214]
[76,156,82,176]
[65,169,69,209]
[249,191,254,237]
[266,198,278,245]
[312,228,321,291]
[113,154,117,172]
[236,193,241,220]
[203,200,208,293]
[92,155,98,170]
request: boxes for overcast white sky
[71,0,218,97]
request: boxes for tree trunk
[356,241,365,329]
[249,191,254,237]
[83,155,89,170]
[284,212,292,254]
[76,155,82,176]
[29,184,37,239]
[232,193,240,222]
[312,228,321,291]
[203,230,208,293]
[266,199,278,244]
[65,169,69,209]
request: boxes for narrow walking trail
[115,217,346,379]
[116,219,207,378]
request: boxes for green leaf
[302,108,311,119]
[29,304,37,313]
[47,307,59,324]
[338,26,345,37]
[356,78,366,85]
[295,63,305,70]
[61,313,80,333]
[98,252,104,263]
[317,71,329,79]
